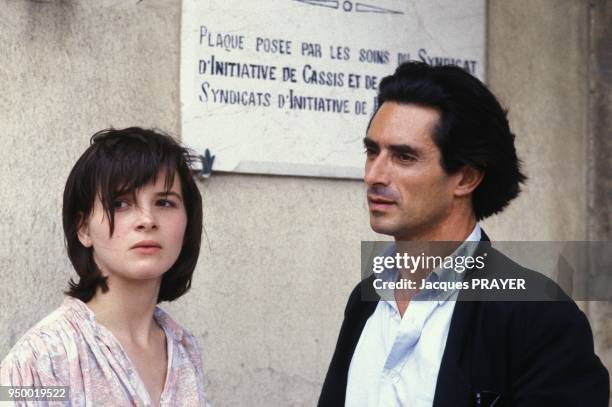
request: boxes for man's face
[364,102,459,240]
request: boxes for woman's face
[77,170,187,284]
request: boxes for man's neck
[395,211,478,242]
[392,215,479,317]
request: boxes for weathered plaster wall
[484,0,590,241]
[586,0,612,396]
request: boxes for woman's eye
[157,199,177,208]
[113,199,130,209]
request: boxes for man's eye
[157,199,177,208]
[364,147,377,156]
[397,153,416,162]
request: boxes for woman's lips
[132,246,161,254]
[131,241,162,254]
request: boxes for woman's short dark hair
[63,127,202,303]
[375,61,527,220]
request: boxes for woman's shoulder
[155,306,200,343]
[154,306,204,362]
[0,296,94,385]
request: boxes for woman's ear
[454,165,484,197]
[76,213,93,248]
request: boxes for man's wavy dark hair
[374,61,527,220]
[62,127,203,303]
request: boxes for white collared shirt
[345,224,481,407]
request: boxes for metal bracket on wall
[197,148,215,179]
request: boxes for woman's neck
[86,275,163,346]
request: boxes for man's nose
[364,154,391,186]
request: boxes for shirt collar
[63,296,184,342]
[375,223,482,305]
[154,306,184,341]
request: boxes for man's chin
[369,217,404,237]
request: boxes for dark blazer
[318,232,610,406]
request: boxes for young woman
[1,128,211,406]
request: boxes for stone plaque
[181,0,485,178]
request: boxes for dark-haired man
[318,62,609,406]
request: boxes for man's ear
[454,166,484,197]
[76,213,93,248]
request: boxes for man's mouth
[367,195,396,211]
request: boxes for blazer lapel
[318,275,380,407]
[433,300,477,407]
[433,231,491,407]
